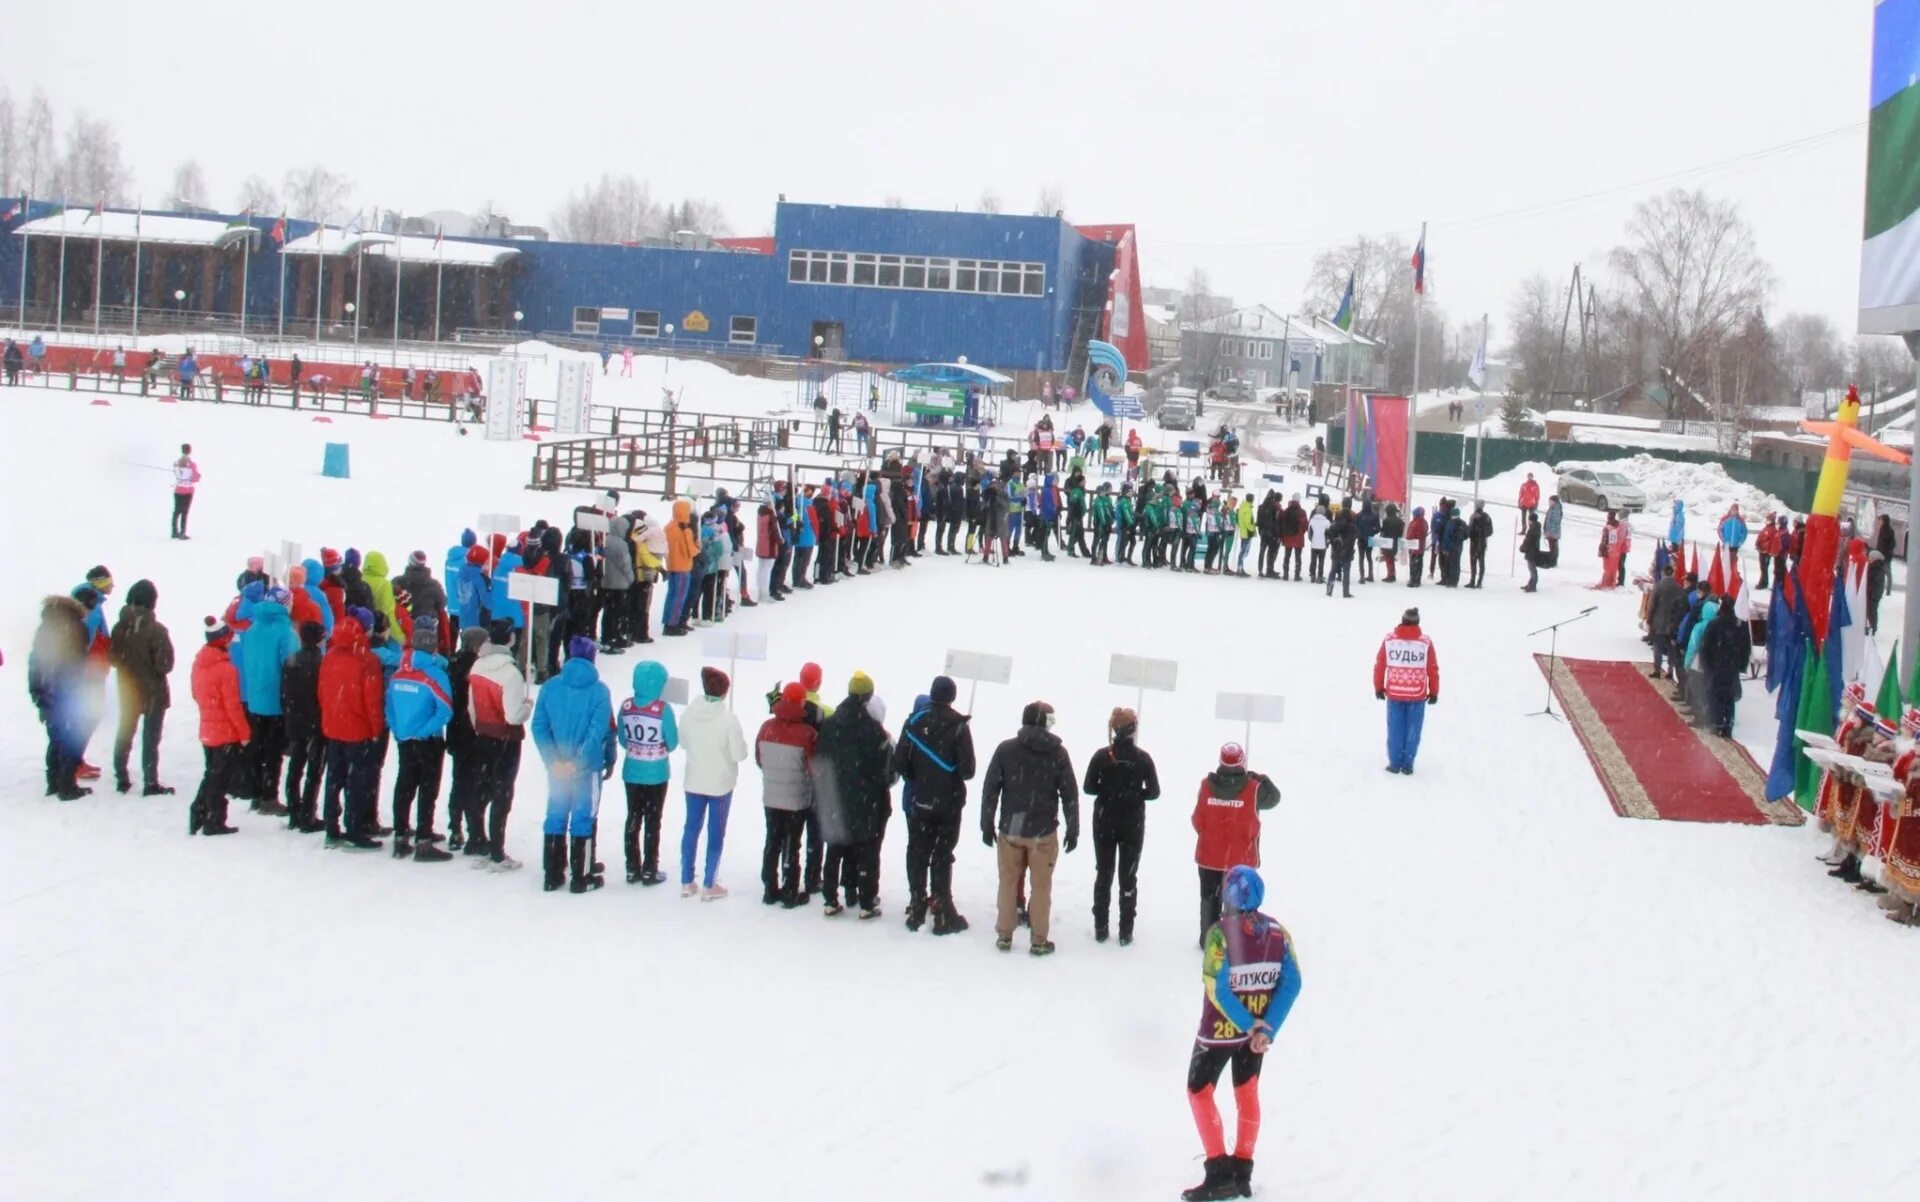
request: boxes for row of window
[572,307,756,344]
[1218,337,1276,360]
[787,249,1046,297]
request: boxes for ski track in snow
[2,372,1917,1202]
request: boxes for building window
[928,257,953,290]
[633,310,660,338]
[788,251,809,283]
[829,252,849,284]
[956,260,977,292]
[1000,263,1025,295]
[903,255,928,289]
[730,315,757,345]
[572,306,600,334]
[1023,264,1045,296]
[877,255,902,288]
[785,246,1043,298]
[1260,342,1274,360]
[852,253,877,286]
[980,261,1003,294]
[808,253,829,284]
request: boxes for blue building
[3,198,1125,384]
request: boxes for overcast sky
[11,0,1879,346]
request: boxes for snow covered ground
[4,379,1919,1202]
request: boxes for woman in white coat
[679,666,749,899]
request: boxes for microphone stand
[1528,606,1598,720]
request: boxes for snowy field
[3,378,1918,1202]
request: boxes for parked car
[1556,467,1647,512]
[1158,388,1198,431]
[1206,380,1253,403]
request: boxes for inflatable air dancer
[1181,866,1301,1202]
[1797,387,1909,648]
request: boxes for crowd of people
[1806,683,1920,926]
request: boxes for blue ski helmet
[1222,865,1265,914]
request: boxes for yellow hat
[849,671,875,697]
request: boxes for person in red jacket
[318,614,388,849]
[1404,507,1430,588]
[189,616,250,836]
[1190,742,1280,945]
[1375,607,1440,775]
[1516,472,1541,522]
[318,547,347,619]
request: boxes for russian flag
[1411,230,1427,296]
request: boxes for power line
[1154,122,1866,253]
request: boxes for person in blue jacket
[791,487,818,591]
[298,557,334,637]
[618,659,680,884]
[385,615,455,860]
[233,584,300,812]
[177,349,199,399]
[452,545,490,638]
[1718,504,1748,552]
[445,529,477,594]
[488,538,526,639]
[1667,499,1686,554]
[533,635,618,893]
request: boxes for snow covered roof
[11,209,259,249]
[278,228,519,268]
[1541,409,1662,431]
[1189,305,1321,340]
[1749,405,1809,422]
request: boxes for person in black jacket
[279,620,328,832]
[1520,513,1544,593]
[1698,601,1752,738]
[892,674,978,935]
[1325,508,1356,599]
[444,626,487,848]
[981,701,1079,956]
[109,578,176,796]
[1256,492,1281,578]
[1467,501,1495,588]
[943,470,967,555]
[1645,565,1685,679]
[1378,503,1405,583]
[812,673,896,918]
[1083,707,1160,945]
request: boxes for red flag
[90,197,103,217]
[1,200,18,223]
[433,225,443,249]
[1708,543,1726,596]
[270,215,287,245]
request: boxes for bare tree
[1177,266,1232,324]
[21,91,56,194]
[1506,272,1562,402]
[976,189,1003,215]
[1853,334,1914,414]
[236,175,280,216]
[550,174,662,243]
[1774,312,1847,399]
[881,195,906,209]
[282,165,353,223]
[1608,187,1773,421]
[1035,183,1064,217]
[660,197,731,237]
[1706,310,1779,453]
[58,113,130,204]
[0,89,16,198]
[169,159,208,210]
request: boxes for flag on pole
[1876,640,1904,717]
[1331,272,1354,332]
[1467,318,1488,388]
[90,197,104,218]
[433,225,444,249]
[270,213,287,245]
[345,212,364,236]
[1410,230,1427,295]
[1,196,20,224]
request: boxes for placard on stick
[506,572,560,679]
[479,512,520,536]
[664,676,691,706]
[1215,692,1286,759]
[279,540,302,571]
[1109,653,1179,716]
[575,510,611,534]
[703,630,769,710]
[944,648,1014,712]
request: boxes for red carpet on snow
[1536,655,1803,826]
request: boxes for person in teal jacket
[385,616,454,859]
[1682,596,1721,723]
[533,636,618,892]
[1091,483,1115,565]
[232,586,301,811]
[618,659,680,883]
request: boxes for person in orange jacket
[1517,472,1541,522]
[190,615,251,836]
[663,497,700,636]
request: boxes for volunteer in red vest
[1516,471,1541,522]
[1190,742,1280,945]
[1374,607,1440,775]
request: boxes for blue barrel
[322,443,351,479]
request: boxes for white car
[1556,468,1647,513]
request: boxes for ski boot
[568,837,604,892]
[413,840,454,863]
[543,835,567,892]
[1181,1156,1239,1202]
[930,901,970,936]
[905,897,928,932]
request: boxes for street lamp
[345,301,357,353]
[663,324,675,376]
[173,288,186,314]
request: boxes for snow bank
[1482,454,1791,518]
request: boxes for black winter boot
[1182,1155,1239,1201]
[569,836,604,893]
[1230,1156,1254,1198]
[543,834,567,892]
[905,896,928,932]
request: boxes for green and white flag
[1860,0,1920,332]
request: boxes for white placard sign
[479,512,520,536]
[506,571,559,607]
[555,359,590,436]
[703,631,769,662]
[575,510,611,534]
[280,540,301,569]
[1109,653,1179,693]
[484,359,526,441]
[945,649,1014,685]
[265,551,287,582]
[664,676,691,706]
[1215,693,1286,724]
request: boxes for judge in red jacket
[190,616,250,836]
[1375,607,1440,776]
[319,614,388,848]
[1190,741,1281,944]
[1517,473,1541,521]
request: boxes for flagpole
[315,226,325,345]
[91,201,103,336]
[1473,312,1487,505]
[433,231,444,343]
[132,200,142,338]
[391,213,403,362]
[1406,221,1426,511]
[239,215,251,339]
[15,190,28,330]
[55,200,67,337]
[353,243,363,353]
[276,217,286,342]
